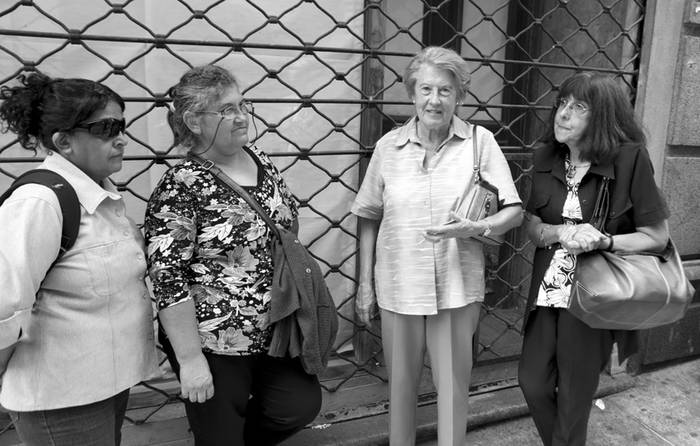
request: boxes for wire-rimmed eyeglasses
[556,97,588,116]
[195,100,252,119]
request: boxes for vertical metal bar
[353,0,386,365]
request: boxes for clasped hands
[559,223,608,255]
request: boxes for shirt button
[294,239,300,244]
[305,268,311,274]
[123,230,131,237]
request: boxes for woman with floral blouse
[144,65,320,446]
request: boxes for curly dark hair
[0,72,124,152]
[542,72,646,165]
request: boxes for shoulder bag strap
[590,176,610,232]
[471,124,481,184]
[187,153,281,239]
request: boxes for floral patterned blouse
[145,146,297,356]
[535,158,585,308]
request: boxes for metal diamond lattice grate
[0,0,645,432]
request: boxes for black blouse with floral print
[145,146,297,356]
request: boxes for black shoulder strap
[187,153,281,239]
[590,176,610,232]
[0,169,80,259]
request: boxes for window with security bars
[0,0,645,432]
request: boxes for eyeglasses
[71,118,126,139]
[196,101,251,119]
[418,85,455,98]
[556,98,588,115]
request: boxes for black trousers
[163,338,321,446]
[518,307,614,446]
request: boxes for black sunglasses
[71,118,126,139]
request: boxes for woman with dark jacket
[519,72,669,446]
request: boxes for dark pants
[518,307,614,446]
[167,347,321,446]
[9,390,129,446]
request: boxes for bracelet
[605,235,615,252]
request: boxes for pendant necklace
[565,155,590,188]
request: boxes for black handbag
[450,125,504,245]
[569,177,695,330]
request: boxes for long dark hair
[542,72,646,164]
[0,72,124,152]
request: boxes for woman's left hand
[424,211,484,242]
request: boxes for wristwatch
[481,221,493,237]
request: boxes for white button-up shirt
[351,117,521,315]
[0,152,157,411]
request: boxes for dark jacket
[268,227,339,375]
[525,142,669,362]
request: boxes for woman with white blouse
[352,46,523,446]
[0,73,156,446]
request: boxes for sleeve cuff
[500,200,523,209]
[350,202,383,220]
[351,208,382,220]
[157,295,193,311]
[0,309,29,349]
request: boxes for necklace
[565,155,591,186]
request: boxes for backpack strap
[0,169,80,261]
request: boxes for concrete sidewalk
[283,356,700,446]
[424,356,700,446]
[2,357,697,445]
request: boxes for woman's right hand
[561,223,608,255]
[356,279,378,326]
[178,353,215,403]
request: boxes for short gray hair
[403,46,471,102]
[167,65,238,149]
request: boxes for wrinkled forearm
[357,217,380,283]
[609,220,669,253]
[525,213,573,248]
[158,299,203,364]
[483,205,523,235]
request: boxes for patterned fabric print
[145,147,297,355]
[536,165,584,308]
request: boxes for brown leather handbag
[569,178,695,330]
[451,125,504,245]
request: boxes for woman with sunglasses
[144,64,321,445]
[0,72,157,446]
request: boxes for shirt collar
[42,152,122,214]
[535,144,616,180]
[394,116,471,149]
